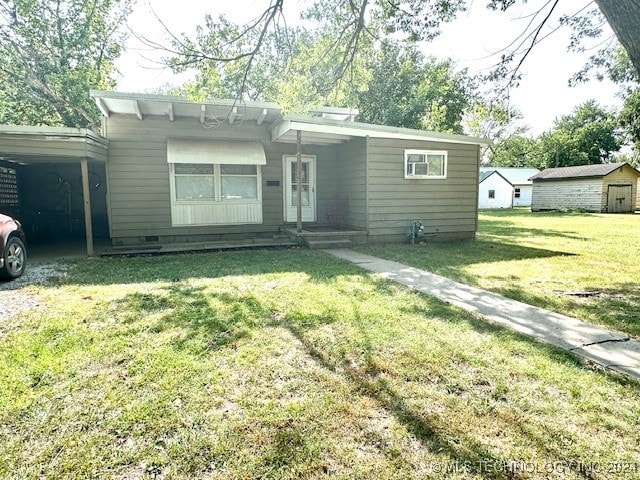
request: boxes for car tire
[0,236,26,280]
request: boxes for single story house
[0,91,489,255]
[478,167,540,209]
[530,163,640,213]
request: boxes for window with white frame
[404,150,447,179]
[488,190,495,199]
[514,187,521,198]
[172,163,259,202]
[167,139,264,226]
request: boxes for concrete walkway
[325,249,640,381]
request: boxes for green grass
[1,248,640,479]
[357,209,640,339]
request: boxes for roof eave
[89,89,280,111]
[272,116,490,146]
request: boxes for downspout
[296,130,303,233]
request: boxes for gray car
[0,213,27,280]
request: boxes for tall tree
[0,0,132,128]
[153,0,640,102]
[464,99,528,160]
[530,101,622,168]
[488,135,537,167]
[357,44,474,133]
[619,89,640,164]
[594,1,640,75]
[169,26,473,132]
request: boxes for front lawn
[357,210,640,339]
[1,250,639,479]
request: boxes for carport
[0,125,109,256]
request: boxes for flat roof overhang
[90,90,282,125]
[0,125,109,258]
[0,125,108,165]
[271,116,490,146]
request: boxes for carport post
[80,158,94,256]
[296,130,303,233]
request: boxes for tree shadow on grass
[113,274,638,477]
[282,317,517,479]
[63,249,367,287]
[284,299,640,478]
[114,283,273,354]
[357,239,575,288]
[479,219,587,242]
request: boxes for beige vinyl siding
[601,165,637,212]
[531,179,603,212]
[309,146,339,224]
[335,137,367,229]
[367,138,479,240]
[0,133,108,162]
[105,114,295,243]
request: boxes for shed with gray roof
[530,163,640,213]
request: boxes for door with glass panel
[283,155,316,222]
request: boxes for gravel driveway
[0,262,68,321]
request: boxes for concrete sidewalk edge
[325,249,640,382]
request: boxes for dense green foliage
[489,101,623,168]
[0,0,132,128]
[171,21,477,133]
[357,44,474,134]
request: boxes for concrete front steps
[281,225,367,249]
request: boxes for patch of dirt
[0,262,68,321]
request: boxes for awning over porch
[271,115,490,146]
[0,125,109,257]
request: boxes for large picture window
[172,163,259,202]
[404,150,447,179]
[167,139,265,226]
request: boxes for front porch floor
[101,236,299,257]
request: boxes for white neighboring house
[478,167,540,209]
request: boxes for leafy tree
[464,98,528,161]
[154,0,640,105]
[529,101,622,168]
[488,135,536,167]
[0,0,132,128]
[619,88,640,159]
[357,44,474,133]
[171,26,473,132]
[167,15,293,102]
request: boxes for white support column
[296,130,303,233]
[80,158,95,257]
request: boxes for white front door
[284,155,316,222]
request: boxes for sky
[115,0,623,136]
